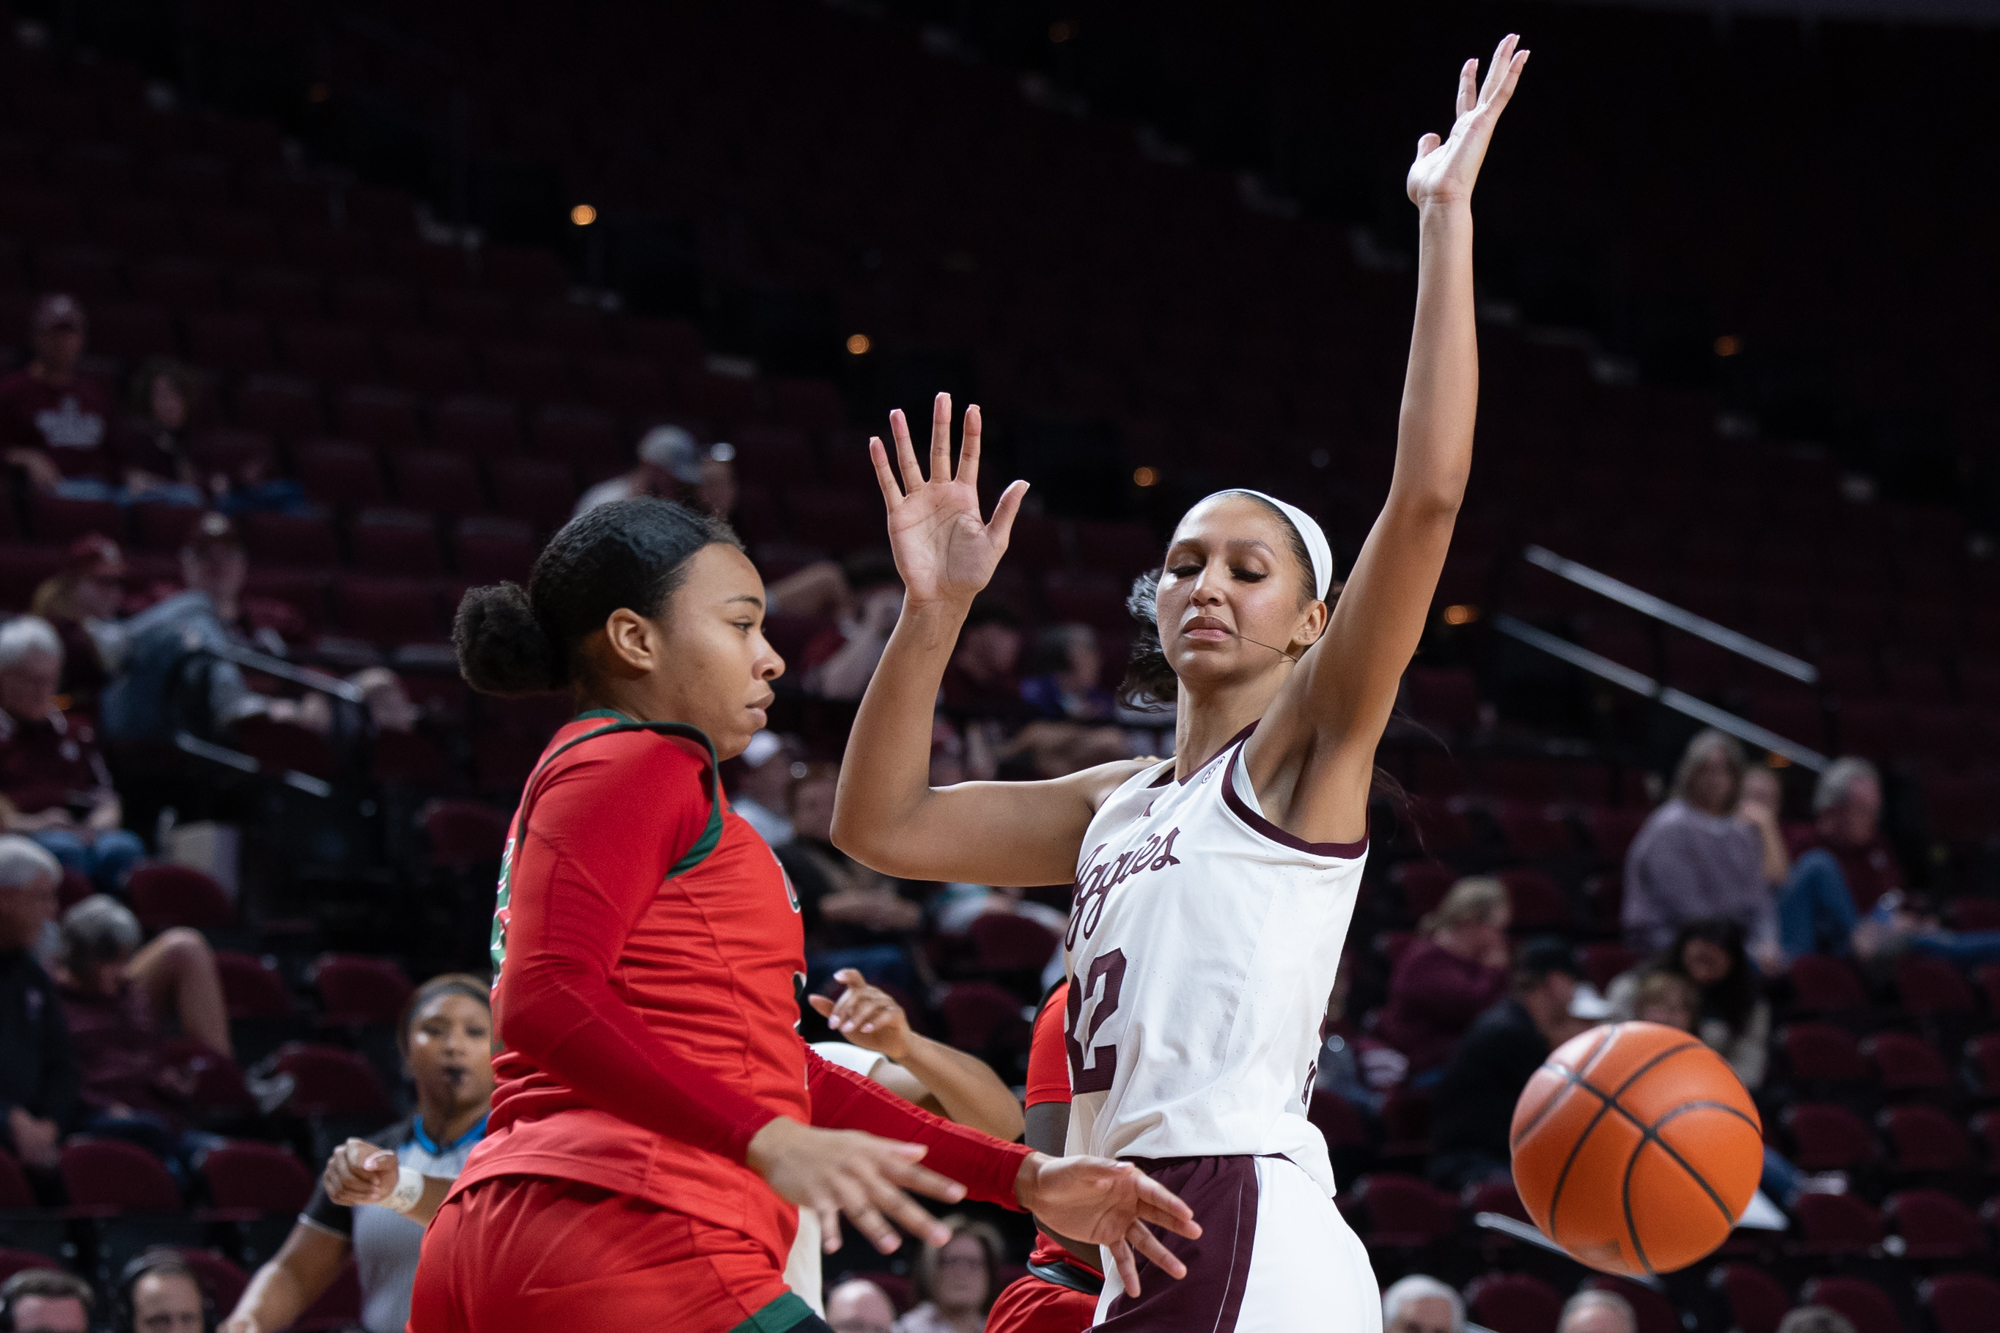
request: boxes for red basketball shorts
[408,1175,811,1333]
[984,1273,1100,1333]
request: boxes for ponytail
[453,496,740,697]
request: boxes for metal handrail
[1493,615,1829,772]
[1469,1213,1668,1291]
[1522,545,1818,685]
[204,641,366,704]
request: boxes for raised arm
[831,395,1146,885]
[1252,35,1529,838]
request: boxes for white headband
[1207,489,1335,601]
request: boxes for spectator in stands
[1429,938,1588,1190]
[1556,1289,1635,1333]
[1020,624,1116,723]
[939,599,1024,720]
[574,424,734,517]
[119,1252,206,1333]
[1779,757,1903,958]
[29,535,126,714]
[896,1214,1002,1333]
[1625,968,1699,1029]
[1381,1274,1464,1333]
[1314,953,1407,1115]
[0,1267,94,1331]
[0,295,112,493]
[110,360,208,508]
[802,552,905,701]
[0,837,73,1172]
[724,730,803,846]
[1378,876,1511,1076]
[1607,919,1769,1088]
[223,974,494,1333]
[0,617,146,894]
[825,1280,897,1333]
[778,763,921,994]
[1774,1309,1855,1333]
[1622,730,1785,968]
[54,895,242,1175]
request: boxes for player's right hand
[869,392,1027,609]
[323,1137,399,1207]
[746,1116,965,1255]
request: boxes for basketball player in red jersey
[985,980,1102,1333]
[407,498,1197,1333]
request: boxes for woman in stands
[833,36,1528,1329]
[221,974,495,1333]
[406,497,1195,1333]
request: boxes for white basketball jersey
[1062,725,1367,1196]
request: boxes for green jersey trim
[725,1292,816,1333]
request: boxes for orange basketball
[1510,1021,1763,1277]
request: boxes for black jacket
[0,946,78,1138]
[1430,996,1549,1161]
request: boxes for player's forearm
[894,1034,1026,1142]
[808,1046,1030,1207]
[831,598,968,863]
[1390,201,1478,519]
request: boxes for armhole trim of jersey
[1220,745,1368,860]
[518,714,726,879]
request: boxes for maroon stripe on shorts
[1096,1156,1259,1332]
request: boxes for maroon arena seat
[0,1249,59,1282]
[1464,1272,1563,1333]
[1877,1103,1972,1172]
[1896,953,1978,1017]
[422,799,512,867]
[1792,1193,1884,1255]
[1787,954,1869,1014]
[1884,1189,1986,1258]
[1580,942,1637,993]
[271,1043,396,1119]
[30,492,125,546]
[201,1141,315,1214]
[1392,861,1456,923]
[1708,1263,1792,1333]
[234,718,338,780]
[1780,1023,1868,1085]
[1863,1031,1953,1093]
[1922,1272,2000,1333]
[59,1138,182,1212]
[965,913,1058,974]
[452,517,536,582]
[234,373,325,442]
[936,982,1028,1054]
[349,509,443,576]
[241,510,339,566]
[488,457,580,527]
[433,395,523,455]
[332,574,443,643]
[389,451,485,518]
[1491,803,1575,861]
[1497,867,1572,931]
[292,440,387,508]
[214,950,293,1019]
[1461,1177,1532,1225]
[159,1037,257,1117]
[1784,1103,1876,1171]
[1798,1277,1899,1333]
[311,954,414,1027]
[126,865,234,935]
[1307,1089,1369,1154]
[1353,1173,1456,1247]
[167,1247,250,1314]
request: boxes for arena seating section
[0,2,1994,1328]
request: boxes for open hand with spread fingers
[870,393,1028,610]
[1406,32,1530,210]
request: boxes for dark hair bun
[454,582,560,696]
[1118,569,1178,709]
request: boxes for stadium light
[846,333,872,355]
[570,204,598,226]
[1132,466,1159,487]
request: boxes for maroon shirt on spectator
[1376,937,1509,1073]
[1785,824,1904,913]
[0,370,114,479]
[44,616,110,714]
[0,706,114,815]
[111,420,199,487]
[57,980,187,1130]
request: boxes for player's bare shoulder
[1065,756,1160,816]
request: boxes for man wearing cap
[1427,938,1597,1190]
[0,295,114,492]
[27,536,128,715]
[573,423,737,518]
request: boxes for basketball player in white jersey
[833,34,1529,1330]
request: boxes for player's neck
[1172,679,1278,780]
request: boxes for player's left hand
[323,1138,399,1207]
[1406,32,1529,210]
[807,968,914,1061]
[1014,1153,1202,1297]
